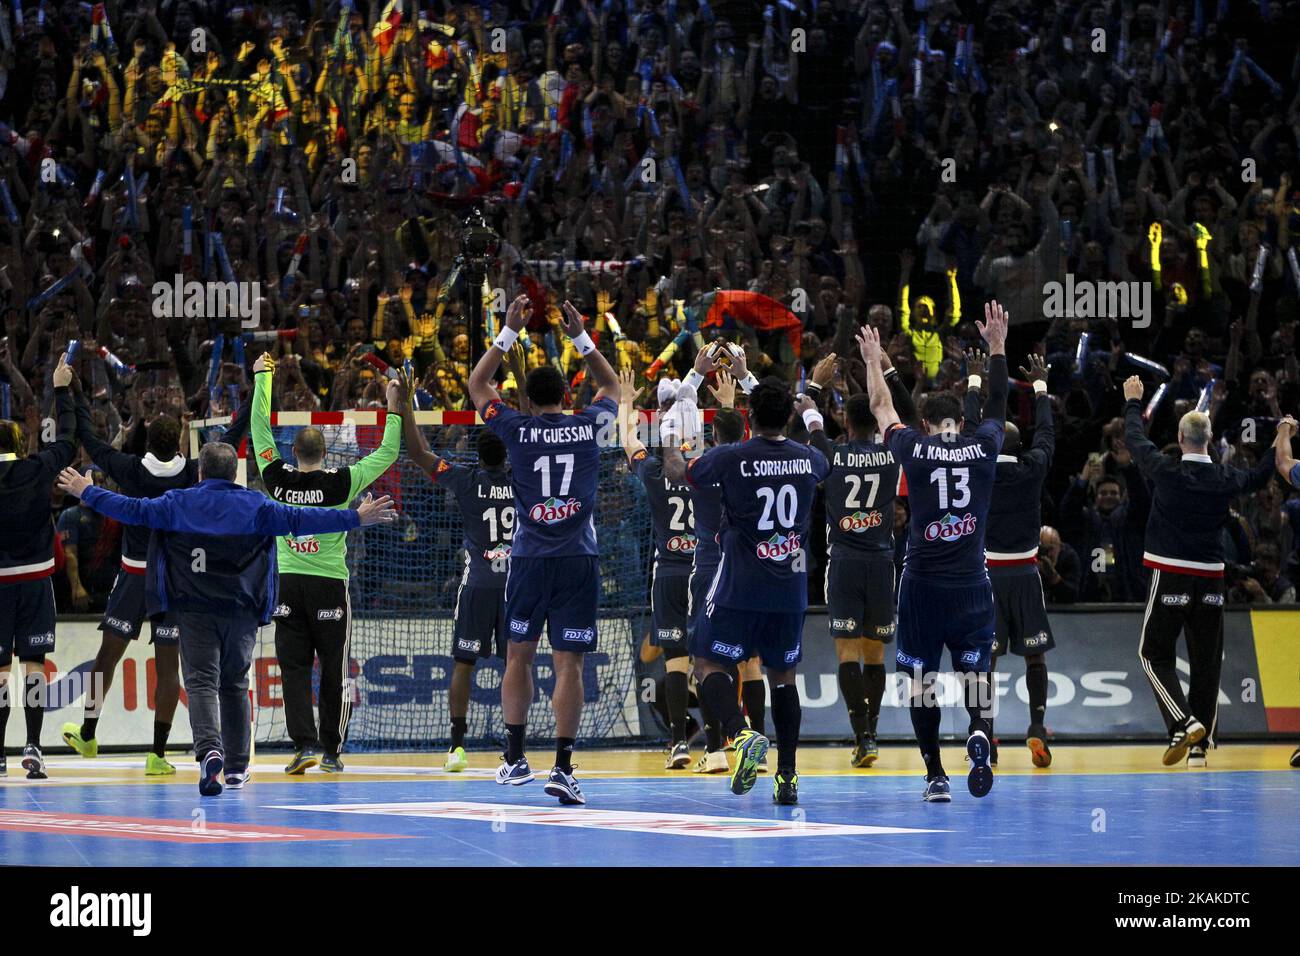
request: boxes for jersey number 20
[757,484,797,530]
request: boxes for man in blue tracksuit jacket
[57,442,397,796]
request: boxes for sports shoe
[544,766,586,805]
[199,751,224,796]
[665,741,690,770]
[61,723,98,758]
[923,775,952,802]
[966,730,994,798]
[1026,724,1052,769]
[443,747,469,773]
[145,752,176,775]
[1291,746,1300,769]
[693,751,729,774]
[729,729,770,795]
[320,753,344,773]
[851,735,879,768]
[773,772,799,805]
[224,769,250,789]
[1163,718,1207,766]
[284,749,319,775]
[1187,745,1207,769]
[494,755,535,785]
[21,744,46,780]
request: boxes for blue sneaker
[967,730,994,798]
[494,755,535,785]
[730,728,770,795]
[923,775,952,802]
[543,766,586,805]
[199,751,224,796]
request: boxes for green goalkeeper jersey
[251,369,401,580]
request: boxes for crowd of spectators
[2,0,1299,611]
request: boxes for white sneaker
[543,766,586,805]
[1187,745,1207,769]
[693,751,729,774]
[665,741,690,769]
[494,755,535,785]
[224,770,251,789]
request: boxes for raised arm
[561,300,619,404]
[468,293,530,410]
[1275,416,1300,487]
[977,301,1010,425]
[347,379,403,496]
[396,367,443,477]
[1120,376,1170,477]
[856,324,900,432]
[250,353,281,475]
[1020,353,1054,469]
[617,368,646,464]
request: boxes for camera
[460,209,500,262]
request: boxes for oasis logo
[317,608,344,622]
[562,628,594,644]
[839,511,883,533]
[665,533,697,553]
[529,497,582,524]
[756,532,802,561]
[711,641,744,659]
[924,513,976,543]
[50,886,151,936]
[288,537,320,554]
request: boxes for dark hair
[198,441,238,481]
[712,408,745,445]
[146,415,181,461]
[0,419,18,454]
[1096,474,1126,494]
[845,394,875,436]
[478,428,507,467]
[525,365,565,408]
[749,376,793,431]
[293,426,326,466]
[919,391,962,429]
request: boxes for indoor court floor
[2,744,1296,867]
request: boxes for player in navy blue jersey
[964,352,1056,769]
[796,349,913,769]
[397,370,513,774]
[467,294,619,805]
[618,370,700,769]
[859,300,1010,803]
[666,352,830,805]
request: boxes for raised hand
[1122,374,1145,401]
[810,352,837,388]
[976,300,1009,355]
[617,367,642,407]
[253,351,272,374]
[357,493,398,526]
[708,369,737,408]
[57,467,93,499]
[53,353,73,388]
[560,299,586,339]
[505,293,532,332]
[856,324,882,369]
[965,348,988,378]
[1019,353,1049,383]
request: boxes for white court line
[35,758,626,779]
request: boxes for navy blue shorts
[689,603,805,670]
[651,572,690,648]
[826,554,897,642]
[686,561,718,640]
[0,577,56,662]
[504,555,599,653]
[101,571,180,645]
[990,566,1055,656]
[452,584,507,662]
[895,572,994,674]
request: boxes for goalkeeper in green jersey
[251,353,402,775]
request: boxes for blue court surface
[2,746,1297,867]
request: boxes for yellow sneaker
[145,752,176,775]
[61,723,98,758]
[443,746,469,772]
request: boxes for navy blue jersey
[481,397,617,558]
[631,450,696,577]
[686,436,830,612]
[886,420,1002,584]
[430,461,514,588]
[690,477,724,575]
[810,430,898,557]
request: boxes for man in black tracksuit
[62,394,250,773]
[1122,376,1276,767]
[968,355,1056,769]
[0,354,76,778]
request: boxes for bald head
[1002,421,1021,456]
[1040,525,1062,561]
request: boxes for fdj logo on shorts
[838,511,883,533]
[665,533,697,553]
[456,638,481,653]
[711,641,744,660]
[509,619,530,634]
[529,497,582,524]
[755,532,802,561]
[924,513,977,543]
[317,608,344,622]
[1161,593,1190,606]
[104,617,134,635]
[562,628,594,644]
